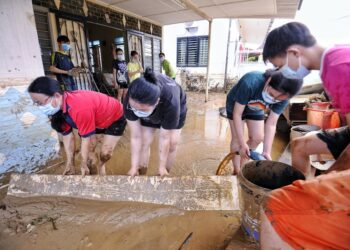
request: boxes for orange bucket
[304,102,340,129]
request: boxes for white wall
[0,0,44,85]
[0,1,58,175]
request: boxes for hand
[262,152,272,160]
[80,163,90,177]
[158,168,169,177]
[239,143,250,160]
[127,167,139,177]
[62,163,75,175]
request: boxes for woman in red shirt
[28,77,126,176]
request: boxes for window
[33,8,53,75]
[177,36,208,67]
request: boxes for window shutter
[153,38,161,73]
[198,37,208,67]
[177,38,187,67]
[176,36,208,67]
[144,36,153,70]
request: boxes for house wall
[0,0,58,175]
[0,0,44,86]
[162,19,241,88]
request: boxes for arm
[80,137,91,176]
[50,65,69,75]
[138,61,144,73]
[263,111,279,160]
[233,102,249,158]
[127,119,143,176]
[62,132,75,175]
[158,128,172,176]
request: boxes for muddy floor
[0,92,288,250]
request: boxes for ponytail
[128,67,160,105]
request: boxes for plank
[7,174,239,211]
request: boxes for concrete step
[7,174,239,211]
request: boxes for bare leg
[117,88,123,102]
[98,135,121,175]
[122,89,128,103]
[291,134,330,179]
[240,119,264,167]
[260,208,293,250]
[246,119,264,149]
[139,126,156,174]
[165,129,182,173]
[228,119,243,174]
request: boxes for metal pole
[223,19,232,93]
[205,20,212,102]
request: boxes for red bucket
[304,102,340,129]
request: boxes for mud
[0,92,288,249]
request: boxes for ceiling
[91,0,301,25]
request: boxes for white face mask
[280,54,310,79]
[133,109,153,118]
[39,98,60,116]
[117,55,124,61]
[160,57,165,62]
[262,91,281,104]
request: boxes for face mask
[280,54,310,79]
[262,91,281,104]
[61,43,71,52]
[160,57,165,62]
[117,55,124,61]
[39,98,60,116]
[133,109,153,118]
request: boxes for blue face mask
[280,54,310,79]
[39,98,60,116]
[262,91,281,104]
[133,110,153,118]
[61,43,71,52]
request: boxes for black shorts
[226,110,265,121]
[117,82,128,89]
[140,113,187,130]
[96,116,127,136]
[316,126,350,159]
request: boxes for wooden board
[7,174,239,211]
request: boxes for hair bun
[144,67,157,84]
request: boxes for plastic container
[237,161,305,245]
[290,124,321,141]
[304,102,340,129]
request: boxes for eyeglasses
[127,103,157,113]
[33,96,51,106]
[265,85,286,102]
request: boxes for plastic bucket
[290,124,321,141]
[304,102,340,129]
[237,161,305,244]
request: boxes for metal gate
[58,18,94,90]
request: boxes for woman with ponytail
[124,68,187,176]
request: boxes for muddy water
[0,92,288,250]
